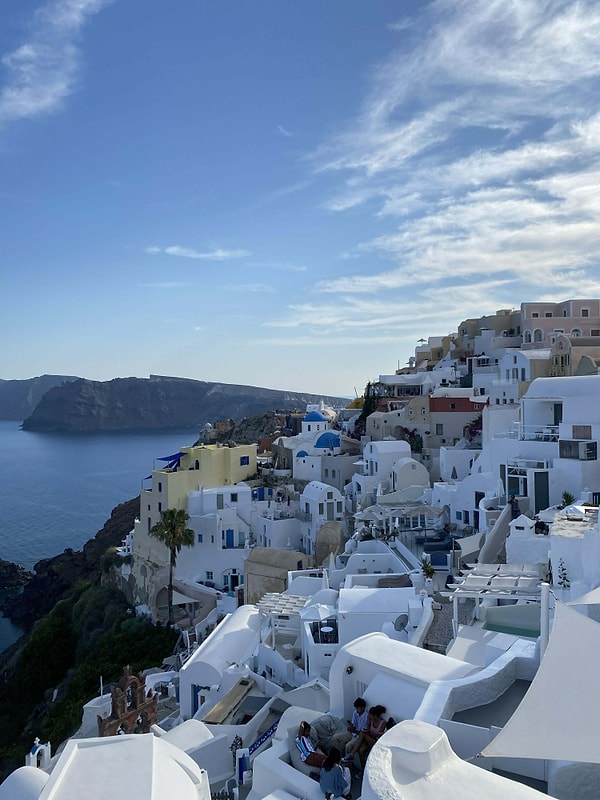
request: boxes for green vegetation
[150,509,195,625]
[100,546,131,573]
[421,558,435,579]
[561,490,576,506]
[0,581,177,778]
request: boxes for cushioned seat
[288,726,320,778]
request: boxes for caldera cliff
[21,375,348,432]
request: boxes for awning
[568,585,600,605]
[456,532,484,559]
[173,590,198,606]
[482,602,600,763]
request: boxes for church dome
[303,410,327,422]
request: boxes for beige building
[549,335,600,377]
[244,546,314,605]
[522,299,600,348]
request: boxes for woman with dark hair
[356,705,387,766]
[295,721,327,768]
[319,746,352,800]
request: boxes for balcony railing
[494,423,559,441]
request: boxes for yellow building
[133,442,257,570]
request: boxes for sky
[2,0,600,397]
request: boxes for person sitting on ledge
[295,721,327,768]
[319,747,352,800]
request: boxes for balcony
[494,423,559,441]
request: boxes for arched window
[533,328,543,343]
[571,328,582,337]
[523,330,532,344]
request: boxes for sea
[0,420,202,653]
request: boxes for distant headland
[7,374,348,433]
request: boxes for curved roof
[315,432,340,449]
[525,375,600,398]
[179,606,261,687]
[304,410,327,422]
[0,766,48,800]
[296,450,309,457]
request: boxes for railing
[294,510,312,522]
[494,423,559,441]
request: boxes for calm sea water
[0,420,201,651]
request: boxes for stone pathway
[423,591,475,653]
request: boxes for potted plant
[421,558,435,595]
[557,557,570,598]
[421,558,435,579]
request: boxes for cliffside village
[4,297,600,800]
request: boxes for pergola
[443,563,543,637]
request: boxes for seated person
[295,721,327,768]
[345,697,367,758]
[347,697,368,737]
[319,747,351,800]
[355,705,387,766]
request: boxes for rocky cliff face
[0,375,79,420]
[0,497,139,629]
[21,376,348,432]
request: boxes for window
[456,511,462,521]
[231,492,238,502]
[206,571,213,581]
[324,468,329,477]
[158,502,162,512]
[211,535,215,543]
[436,423,443,435]
[337,501,342,513]
[582,308,589,317]
[545,311,552,318]
[240,456,250,466]
[521,368,526,381]
[532,312,539,318]
[197,534,203,543]
[450,403,456,409]
[157,482,162,492]
[573,425,592,439]
[513,355,517,364]
[592,329,600,336]
[318,502,324,515]
[559,440,597,460]
[327,491,333,499]
[332,469,336,478]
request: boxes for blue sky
[2,0,600,397]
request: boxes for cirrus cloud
[146,245,251,261]
[0,0,113,125]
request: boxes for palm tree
[150,508,194,625]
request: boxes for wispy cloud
[277,124,293,137]
[246,260,307,273]
[225,283,275,293]
[0,0,112,125]
[146,245,251,261]
[283,0,600,344]
[140,281,189,289]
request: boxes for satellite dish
[394,613,409,633]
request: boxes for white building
[299,481,346,556]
